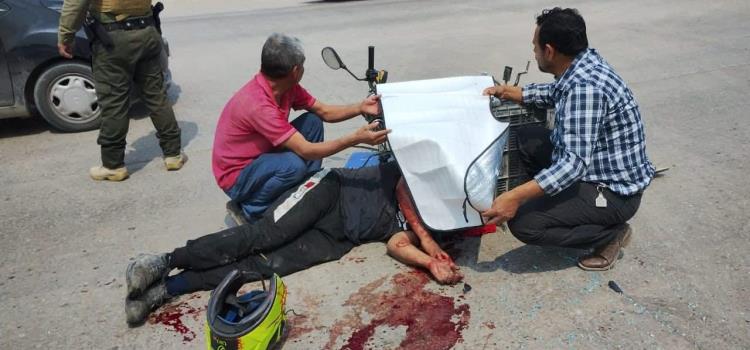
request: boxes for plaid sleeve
[534,83,606,195]
[522,83,555,109]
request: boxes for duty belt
[101,16,154,31]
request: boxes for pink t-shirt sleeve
[248,105,296,147]
[291,85,316,110]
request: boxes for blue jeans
[226,112,324,220]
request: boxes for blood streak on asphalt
[326,270,471,350]
[148,296,205,343]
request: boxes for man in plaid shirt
[483,7,655,270]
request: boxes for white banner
[379,76,509,231]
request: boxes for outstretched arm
[395,177,454,265]
[308,95,381,123]
[386,231,463,285]
[282,121,389,161]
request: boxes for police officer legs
[92,23,183,180]
[58,0,185,181]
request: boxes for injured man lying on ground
[124,161,463,326]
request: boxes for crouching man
[124,162,462,326]
[482,8,655,270]
[213,33,389,224]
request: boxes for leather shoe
[578,224,632,271]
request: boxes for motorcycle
[321,46,392,163]
[320,47,543,188]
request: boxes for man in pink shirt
[212,33,389,223]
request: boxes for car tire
[33,61,101,132]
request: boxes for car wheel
[33,62,101,132]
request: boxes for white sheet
[379,76,509,231]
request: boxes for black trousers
[169,172,355,293]
[507,126,642,250]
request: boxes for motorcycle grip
[368,46,374,71]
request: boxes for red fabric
[212,73,316,191]
[462,223,497,237]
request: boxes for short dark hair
[261,33,305,79]
[536,7,588,57]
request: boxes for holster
[83,15,115,51]
[152,2,164,34]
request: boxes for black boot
[126,253,169,298]
[125,281,171,327]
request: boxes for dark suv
[0,0,169,132]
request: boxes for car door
[0,0,14,106]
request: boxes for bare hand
[353,120,390,145]
[427,259,463,285]
[421,239,456,267]
[58,43,74,59]
[481,191,521,225]
[360,94,381,116]
[483,85,523,103]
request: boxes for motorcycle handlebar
[368,46,374,72]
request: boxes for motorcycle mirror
[513,60,531,86]
[502,66,513,85]
[321,47,345,70]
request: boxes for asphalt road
[1,0,749,348]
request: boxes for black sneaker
[226,200,250,226]
[125,282,171,327]
[126,253,169,298]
